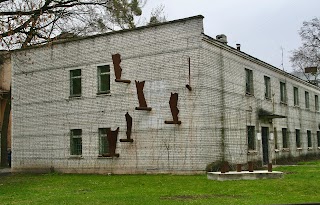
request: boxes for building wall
[12,16,223,174]
[11,16,320,174]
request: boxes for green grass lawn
[1,161,320,205]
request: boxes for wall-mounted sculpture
[104,127,120,157]
[186,57,192,91]
[112,53,131,83]
[135,80,152,111]
[164,92,181,124]
[120,112,134,142]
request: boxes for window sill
[318,147,320,150]
[247,150,257,154]
[245,93,254,97]
[297,147,302,150]
[97,156,113,159]
[293,105,300,108]
[275,149,280,153]
[280,102,287,105]
[308,147,313,150]
[265,97,272,101]
[68,156,83,159]
[282,148,290,152]
[96,93,111,97]
[69,96,82,100]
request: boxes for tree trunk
[1,87,11,167]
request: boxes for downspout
[1,86,11,167]
[218,49,226,162]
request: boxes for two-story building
[10,15,320,174]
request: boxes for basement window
[307,130,312,148]
[245,69,254,95]
[282,128,288,149]
[97,65,110,94]
[70,129,82,156]
[99,128,110,156]
[247,126,255,150]
[70,69,82,97]
[296,129,301,148]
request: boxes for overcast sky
[141,0,320,73]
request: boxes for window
[245,69,254,95]
[282,128,288,148]
[99,128,110,155]
[264,76,271,99]
[274,127,278,150]
[317,131,320,147]
[97,65,110,94]
[315,95,319,111]
[247,126,255,150]
[305,91,310,109]
[280,82,286,103]
[296,129,301,148]
[70,129,82,155]
[307,130,312,148]
[293,87,299,106]
[70,69,81,97]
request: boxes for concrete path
[0,168,11,176]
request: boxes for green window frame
[307,130,312,148]
[296,129,301,148]
[70,129,82,155]
[70,69,82,97]
[245,69,254,95]
[99,128,110,155]
[264,76,271,99]
[294,87,299,106]
[280,82,286,103]
[305,91,310,109]
[282,128,288,148]
[97,65,110,94]
[247,126,255,150]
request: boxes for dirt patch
[160,194,243,201]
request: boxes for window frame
[296,129,301,148]
[70,129,82,156]
[305,91,310,109]
[97,65,110,95]
[70,69,82,97]
[282,128,288,149]
[293,87,299,106]
[99,128,111,156]
[274,127,278,150]
[247,126,255,150]
[315,95,319,111]
[280,82,287,103]
[264,76,271,99]
[307,130,312,148]
[245,68,254,95]
[317,131,320,148]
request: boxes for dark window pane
[307,130,312,147]
[71,69,81,77]
[72,78,81,95]
[247,126,255,150]
[282,128,288,148]
[296,129,301,148]
[100,74,110,92]
[98,65,110,73]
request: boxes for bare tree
[0,0,146,49]
[291,18,320,84]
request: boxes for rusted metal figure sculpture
[120,112,134,142]
[165,92,181,124]
[112,53,131,83]
[135,80,152,111]
[105,127,120,157]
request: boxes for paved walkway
[0,168,11,176]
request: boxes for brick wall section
[11,16,320,174]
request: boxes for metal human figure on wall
[106,127,120,157]
[165,92,181,124]
[120,112,133,142]
[112,54,131,83]
[135,80,152,111]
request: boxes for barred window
[70,69,81,97]
[247,126,255,150]
[99,128,111,155]
[97,65,110,94]
[70,129,82,155]
[282,128,288,148]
